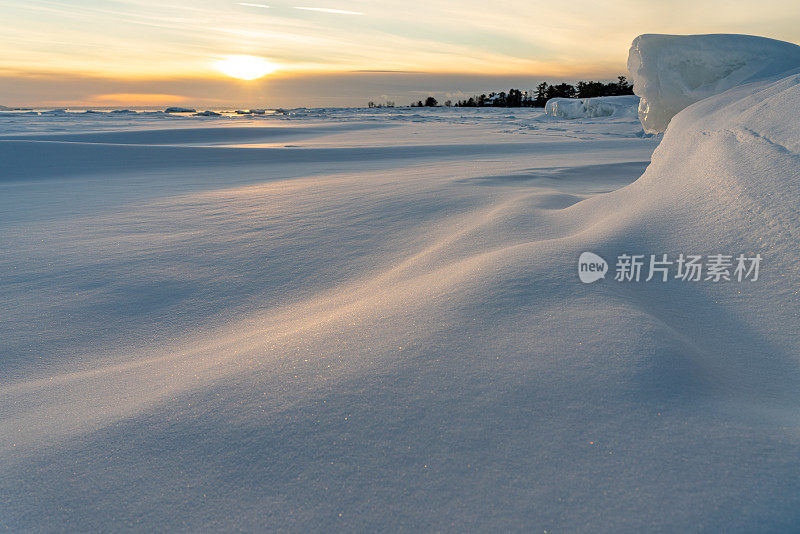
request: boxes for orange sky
[2,0,799,107]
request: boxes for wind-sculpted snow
[544,95,639,119]
[628,33,800,133]
[2,42,800,531]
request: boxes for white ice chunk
[627,33,800,133]
[544,95,639,119]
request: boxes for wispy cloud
[4,0,800,100]
[293,6,363,15]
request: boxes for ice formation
[628,33,800,133]
[544,95,639,119]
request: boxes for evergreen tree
[534,82,549,107]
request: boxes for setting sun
[214,55,276,80]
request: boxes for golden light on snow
[214,55,277,80]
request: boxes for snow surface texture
[2,35,800,531]
[544,95,639,119]
[628,33,800,133]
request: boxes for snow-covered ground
[2,34,800,531]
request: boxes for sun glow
[214,55,277,80]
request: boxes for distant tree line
[401,76,633,108]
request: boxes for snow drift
[628,33,800,133]
[578,42,800,392]
[544,95,639,119]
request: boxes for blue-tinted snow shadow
[458,161,650,194]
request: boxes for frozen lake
[2,101,799,531]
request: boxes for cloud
[293,6,363,15]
